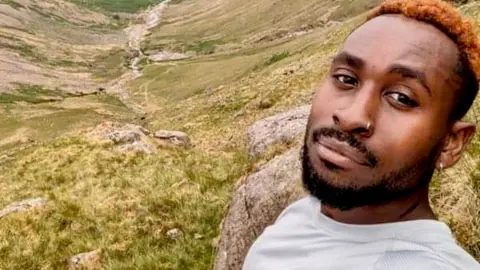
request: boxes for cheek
[373,114,441,169]
[310,84,338,123]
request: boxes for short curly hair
[367,0,480,120]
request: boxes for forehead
[340,15,459,83]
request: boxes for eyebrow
[387,64,432,96]
[332,52,365,70]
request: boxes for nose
[332,87,376,137]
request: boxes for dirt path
[107,0,171,115]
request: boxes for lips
[316,137,372,168]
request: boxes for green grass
[91,48,131,81]
[66,0,166,13]
[0,137,250,269]
[141,39,224,56]
[0,84,68,104]
[0,38,90,68]
[186,40,225,55]
[170,0,189,4]
[265,52,290,65]
[0,83,133,150]
[0,0,25,9]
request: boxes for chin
[301,143,433,211]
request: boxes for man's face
[303,15,461,210]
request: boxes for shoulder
[243,196,319,269]
[274,195,319,224]
[374,249,480,270]
[433,242,480,270]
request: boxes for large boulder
[214,148,306,270]
[247,105,310,158]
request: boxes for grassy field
[0,0,479,269]
[66,0,165,13]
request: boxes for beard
[302,127,439,211]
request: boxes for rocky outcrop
[86,122,191,152]
[69,249,102,270]
[247,105,310,158]
[153,130,190,147]
[0,198,47,218]
[215,106,311,269]
[87,122,157,154]
[214,148,306,270]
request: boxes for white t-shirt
[243,196,480,270]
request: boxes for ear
[436,121,476,169]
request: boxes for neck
[320,188,436,225]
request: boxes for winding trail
[107,0,171,115]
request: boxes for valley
[0,0,478,269]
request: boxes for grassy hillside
[0,0,142,148]
[66,0,165,13]
[0,0,479,269]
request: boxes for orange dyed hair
[368,0,480,81]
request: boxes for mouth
[315,137,372,169]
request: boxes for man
[243,0,480,269]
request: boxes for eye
[332,74,358,87]
[387,92,419,108]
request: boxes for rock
[19,137,35,144]
[148,51,191,62]
[214,149,306,270]
[107,130,141,144]
[325,20,341,28]
[87,122,156,154]
[128,124,150,135]
[167,228,182,239]
[247,105,310,158]
[117,140,156,154]
[69,249,102,270]
[256,98,274,109]
[0,198,47,218]
[153,130,190,147]
[233,109,246,119]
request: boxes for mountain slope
[0,0,478,269]
[0,0,139,149]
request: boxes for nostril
[353,126,369,134]
[332,115,340,125]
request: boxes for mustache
[312,127,378,168]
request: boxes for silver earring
[366,122,371,131]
